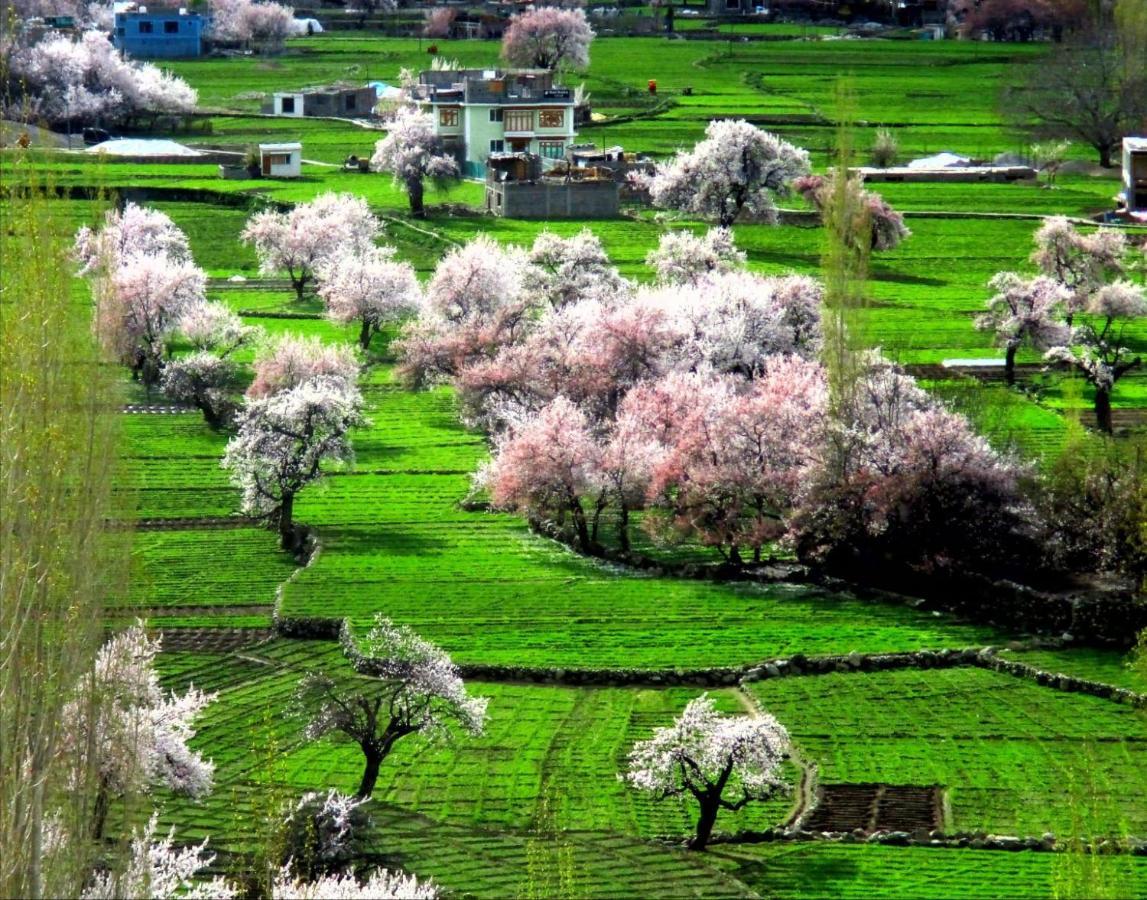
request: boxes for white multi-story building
[411,68,578,177]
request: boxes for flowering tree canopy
[223,377,364,548]
[395,236,533,385]
[645,228,746,285]
[317,247,422,350]
[209,0,297,53]
[242,194,382,301]
[370,108,459,217]
[74,203,191,275]
[5,31,197,128]
[96,253,207,387]
[272,868,438,900]
[622,694,790,851]
[523,229,627,310]
[178,301,261,356]
[646,121,809,227]
[61,624,216,840]
[161,352,244,430]
[793,173,910,252]
[248,334,360,400]
[1045,280,1146,433]
[501,7,594,71]
[1031,216,1126,323]
[294,616,488,799]
[975,272,1069,384]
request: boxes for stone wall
[487,179,620,219]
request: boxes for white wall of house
[259,144,302,178]
[272,93,305,117]
[430,102,576,172]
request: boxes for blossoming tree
[74,203,191,275]
[293,617,488,799]
[242,194,382,302]
[223,377,364,548]
[248,334,361,400]
[1031,216,1127,325]
[60,624,216,840]
[645,228,746,285]
[621,694,790,851]
[523,229,626,310]
[501,7,594,71]
[370,108,459,217]
[645,120,809,227]
[792,173,910,252]
[317,247,422,350]
[975,272,1069,384]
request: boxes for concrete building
[411,69,578,178]
[1122,137,1147,215]
[485,153,619,219]
[264,86,378,118]
[258,142,302,178]
[113,10,209,59]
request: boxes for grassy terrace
[16,27,1144,898]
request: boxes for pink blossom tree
[294,616,487,799]
[645,228,746,285]
[647,358,827,566]
[622,694,790,851]
[423,6,456,38]
[248,334,360,400]
[370,107,459,218]
[95,253,207,388]
[395,236,533,385]
[1031,216,1127,325]
[242,194,382,302]
[646,121,809,228]
[74,203,191,275]
[483,396,604,551]
[316,248,421,351]
[793,173,910,252]
[1045,280,1146,433]
[975,272,1069,384]
[60,624,216,840]
[501,7,594,71]
[524,229,627,310]
[223,377,364,548]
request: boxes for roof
[259,142,302,152]
[1125,137,1147,152]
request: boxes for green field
[15,29,1147,899]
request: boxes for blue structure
[113,11,209,59]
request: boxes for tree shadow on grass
[710,844,861,896]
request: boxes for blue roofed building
[113,10,209,59]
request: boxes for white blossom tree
[242,194,382,302]
[645,228,746,285]
[209,0,297,54]
[223,377,364,548]
[161,353,244,429]
[1046,280,1146,433]
[622,694,790,851]
[1031,216,1127,325]
[317,247,422,350]
[293,616,488,799]
[248,334,361,400]
[501,7,595,71]
[370,108,459,218]
[178,301,261,356]
[523,229,627,310]
[95,253,207,388]
[975,272,1069,385]
[60,624,216,840]
[645,120,809,228]
[74,203,191,275]
[271,867,438,900]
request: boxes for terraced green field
[22,29,1146,899]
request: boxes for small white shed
[270,93,305,117]
[259,142,302,178]
[1123,137,1147,214]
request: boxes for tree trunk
[359,319,374,350]
[728,544,743,567]
[689,798,720,851]
[279,491,296,550]
[293,275,308,303]
[571,503,591,553]
[1005,344,1018,386]
[618,505,630,553]
[407,177,425,218]
[1097,143,1113,169]
[356,748,383,799]
[91,781,110,841]
[1095,385,1113,434]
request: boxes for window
[281,97,295,113]
[539,140,565,160]
[268,153,292,166]
[439,107,459,127]
[489,139,505,153]
[138,20,153,33]
[504,110,533,132]
[489,109,504,123]
[164,20,179,33]
[539,109,564,128]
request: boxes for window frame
[439,107,460,127]
[163,19,179,33]
[538,109,565,129]
[504,109,533,133]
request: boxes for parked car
[82,127,112,146]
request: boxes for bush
[871,127,898,168]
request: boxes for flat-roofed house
[1123,137,1147,215]
[259,142,302,178]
